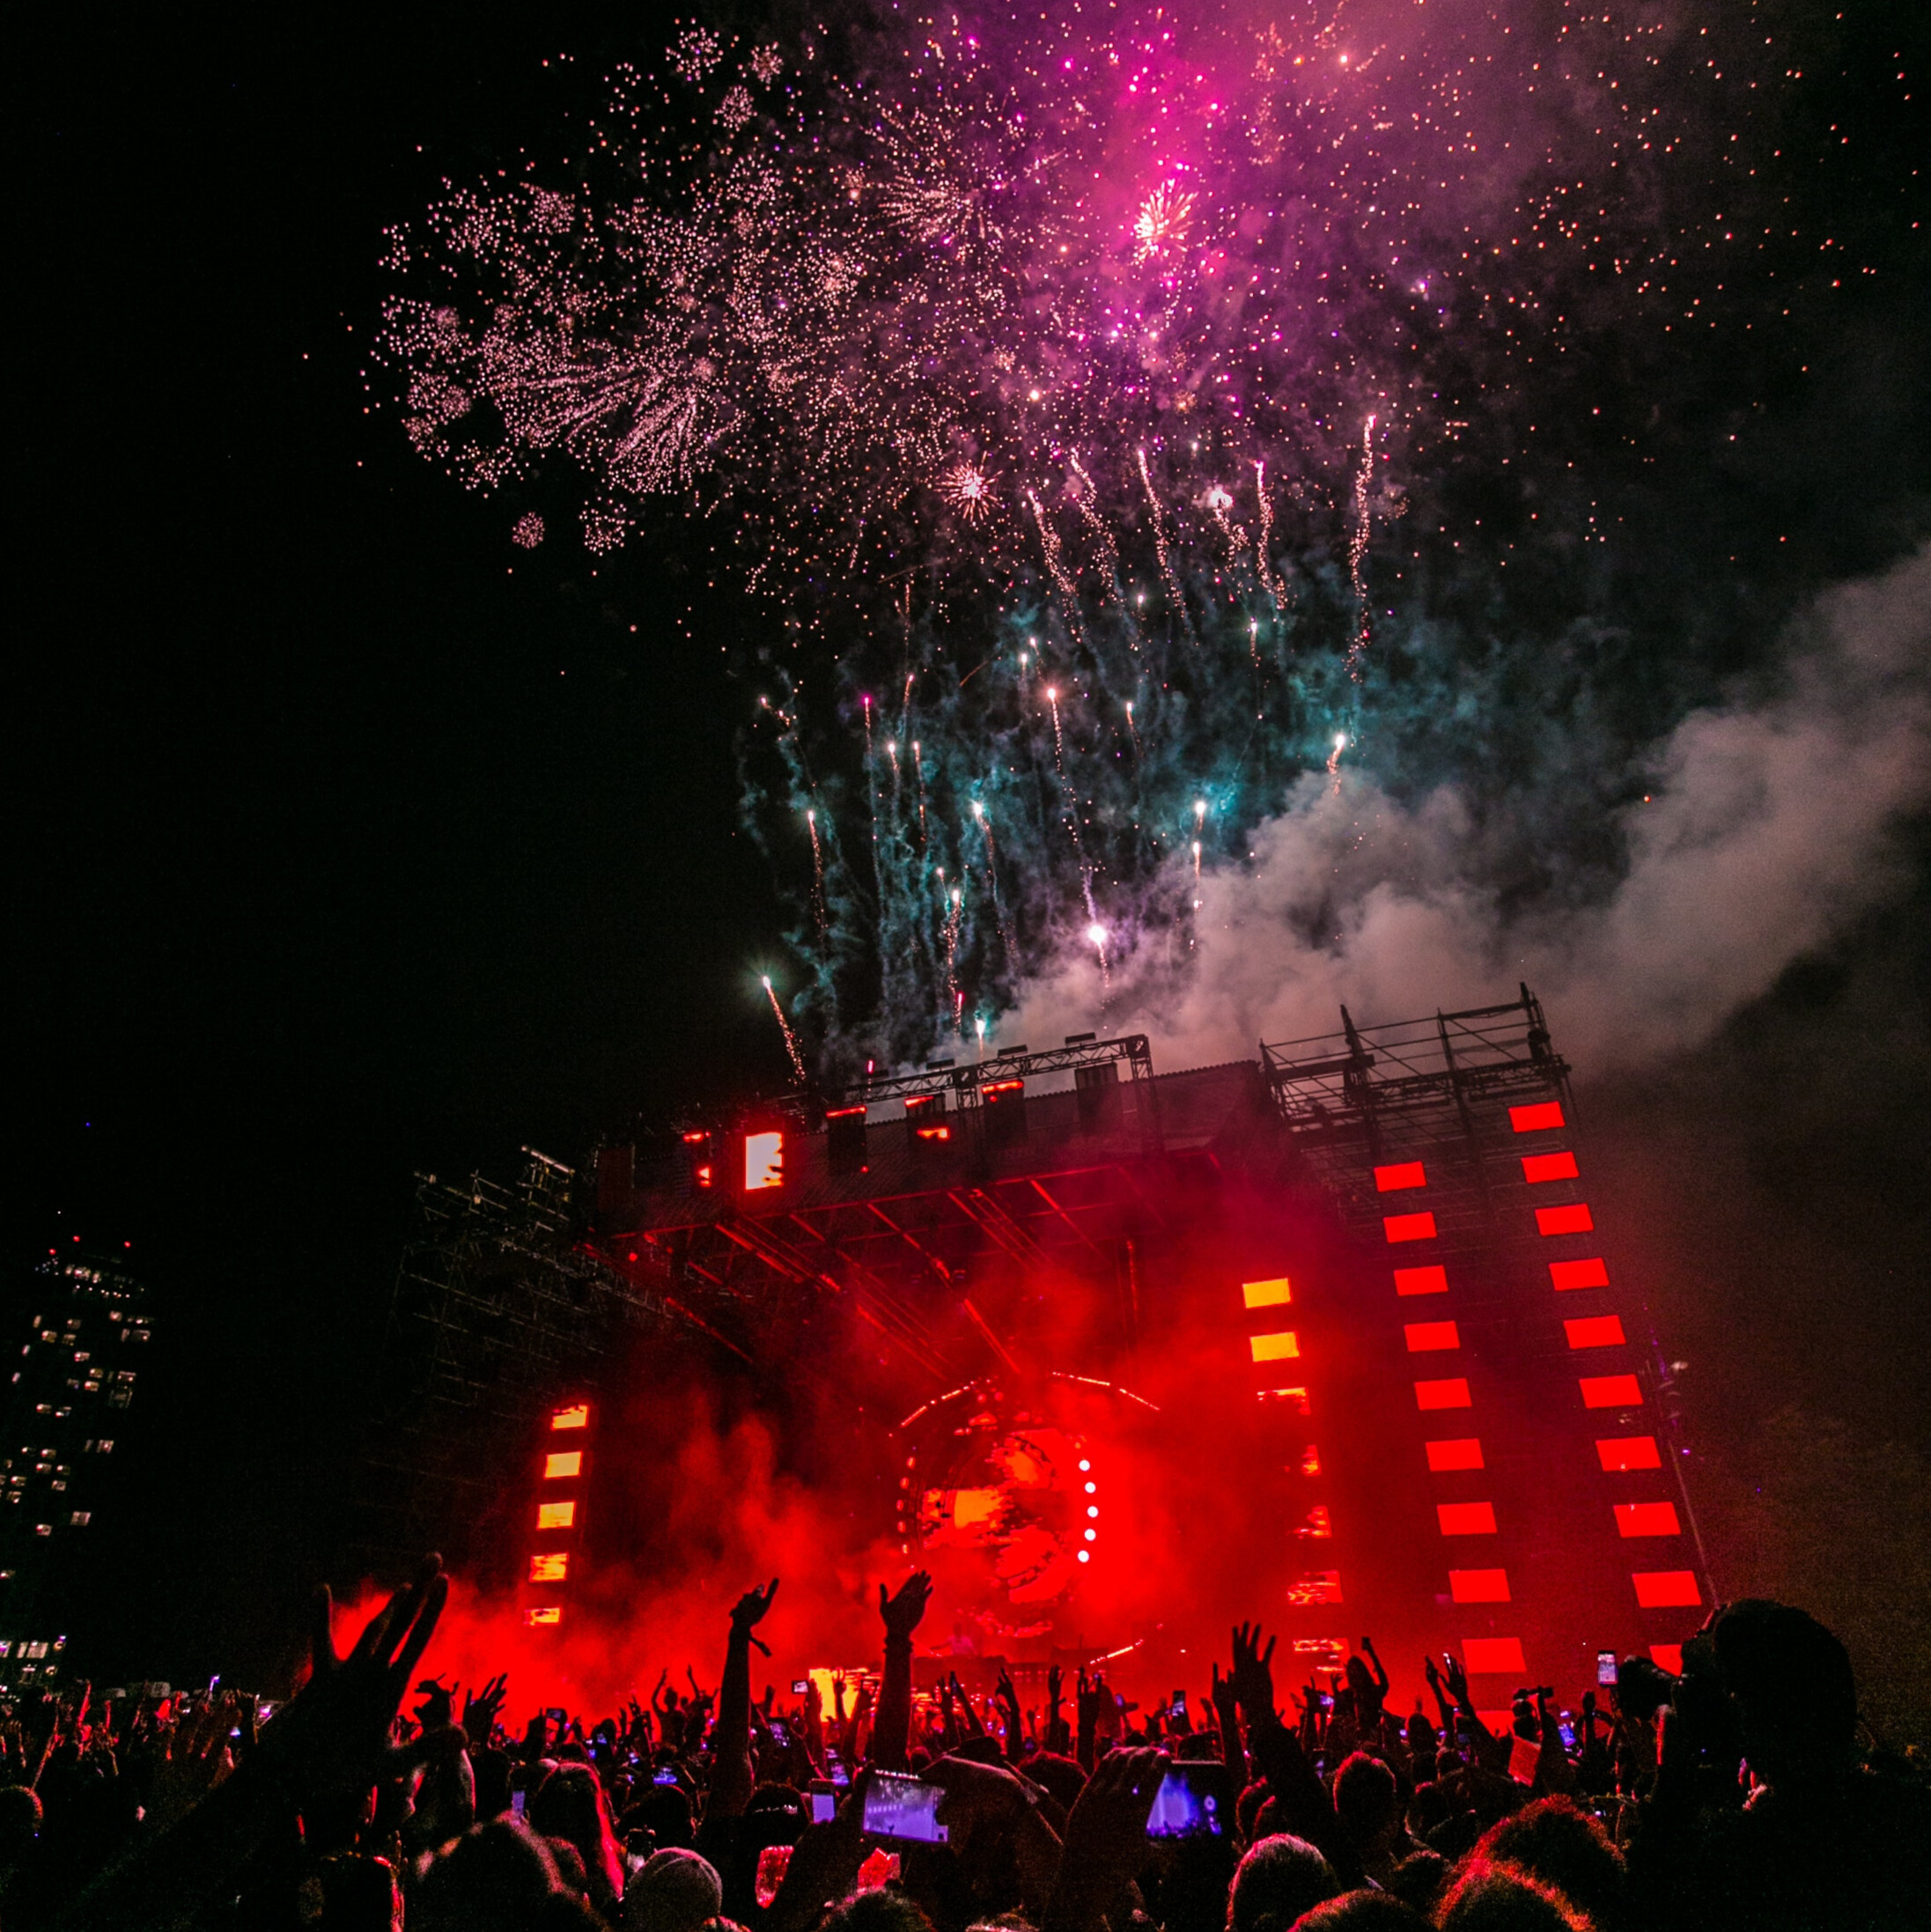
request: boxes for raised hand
[260,1555,447,1810]
[1229,1621,1278,1722]
[1044,1744,1169,1932]
[413,1676,454,1731]
[459,1673,507,1748]
[731,1577,781,1655]
[879,1569,933,1642]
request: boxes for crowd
[1,1560,1923,1930]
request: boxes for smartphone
[827,1751,850,1788]
[792,1679,810,1696]
[1171,1690,1187,1714]
[510,1789,527,1818]
[546,1707,567,1723]
[1596,1651,1618,1687]
[810,1790,837,1824]
[862,1770,949,1843]
[1558,1717,1578,1753]
[1146,1762,1227,1840]
[653,1766,681,1788]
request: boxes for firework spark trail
[807,807,828,940]
[1137,448,1198,646]
[1253,461,1286,612]
[912,739,928,845]
[1027,491,1087,652]
[970,799,1019,968]
[1347,415,1378,682]
[1045,685,1101,926]
[762,976,808,1083]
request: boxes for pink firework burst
[511,511,545,549]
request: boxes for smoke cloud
[1006,548,1931,1072]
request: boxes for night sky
[11,4,1930,1725]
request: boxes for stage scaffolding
[344,1148,710,1582]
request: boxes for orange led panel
[1437,1501,1498,1535]
[1510,1101,1566,1132]
[1536,1204,1596,1236]
[550,1404,589,1431]
[1581,1375,1643,1409]
[1614,1501,1681,1537]
[1257,1386,1310,1412]
[1249,1331,1301,1362]
[1566,1315,1627,1350]
[526,1606,563,1626]
[536,1501,576,1530]
[1596,1435,1662,1471]
[1404,1321,1461,1353]
[744,1130,785,1191]
[1426,1437,1485,1471]
[1651,1643,1684,1673]
[1449,1568,1511,1603]
[1383,1212,1438,1243]
[1633,1570,1702,1608]
[1522,1151,1581,1184]
[529,1552,569,1582]
[1414,1377,1472,1411]
[1462,1637,1526,1674]
[1395,1265,1448,1297]
[1550,1258,1610,1291]
[1375,1161,1427,1191]
[543,1451,582,1479]
[1242,1277,1292,1309]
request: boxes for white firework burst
[1132,184,1197,264]
[938,463,997,520]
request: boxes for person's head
[1331,1752,1398,1847]
[1024,1751,1087,1814]
[1285,1891,1429,1930]
[1345,1656,1376,1703]
[317,1852,404,1932]
[634,1781,695,1848]
[0,1786,43,1868]
[1472,1799,1623,1927]
[530,1762,624,1905]
[1227,1832,1343,1932]
[820,1889,937,1932]
[622,1847,723,1932]
[1709,1598,1858,1787]
[1437,1862,1593,1932]
[412,1818,564,1932]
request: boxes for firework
[383,1,1846,1072]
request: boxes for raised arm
[711,1577,779,1818]
[873,1570,932,1771]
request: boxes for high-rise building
[0,1250,151,1689]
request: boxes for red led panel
[1449,1568,1511,1603]
[1566,1315,1628,1349]
[1462,1637,1526,1675]
[1651,1643,1684,1673]
[1510,1102,1566,1132]
[1375,1161,1427,1191]
[1383,1212,1438,1243]
[1614,1501,1682,1537]
[1522,1151,1581,1184]
[1437,1501,1498,1535]
[1405,1321,1461,1353]
[1596,1435,1662,1471]
[1581,1374,1643,1409]
[1633,1570,1702,1609]
[1425,1437,1485,1471]
[1414,1377,1472,1410]
[1536,1204,1596,1236]
[1550,1257,1610,1291]
[1394,1265,1448,1297]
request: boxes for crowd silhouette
[4,1559,1924,1929]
